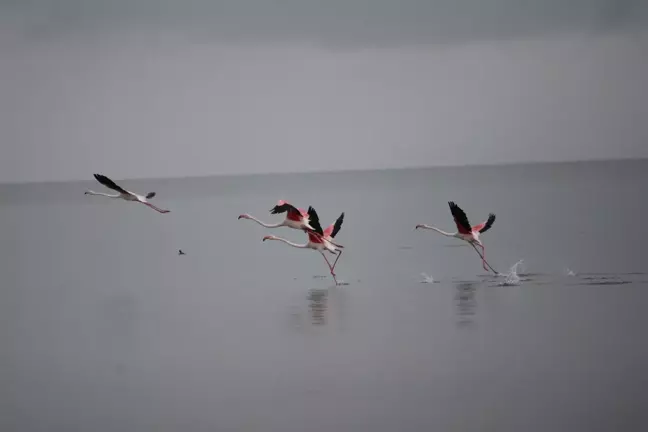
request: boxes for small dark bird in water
[178,250,186,255]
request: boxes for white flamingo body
[415,201,497,273]
[284,217,309,231]
[85,174,170,213]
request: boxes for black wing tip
[477,213,497,233]
[307,205,317,216]
[93,173,110,184]
[448,201,465,211]
[448,201,463,214]
[92,173,128,194]
[269,204,284,214]
[331,212,345,238]
[270,203,296,214]
[307,206,324,234]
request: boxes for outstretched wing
[473,214,496,234]
[270,202,302,221]
[324,212,345,238]
[448,201,472,234]
[306,206,324,235]
[94,174,128,194]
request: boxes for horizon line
[2,156,646,187]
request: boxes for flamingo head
[262,235,278,242]
[414,224,424,230]
[238,214,250,220]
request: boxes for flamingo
[238,200,343,248]
[415,201,497,274]
[84,174,170,213]
[262,206,344,285]
[238,200,314,231]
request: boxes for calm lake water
[1,160,647,431]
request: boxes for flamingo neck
[268,237,308,248]
[85,190,119,198]
[418,225,455,237]
[246,215,283,228]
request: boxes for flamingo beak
[262,235,272,242]
[414,224,422,230]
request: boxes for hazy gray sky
[1,0,648,183]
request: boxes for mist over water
[2,1,648,183]
[1,160,647,431]
[3,0,648,44]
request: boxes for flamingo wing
[448,201,472,235]
[324,212,345,238]
[306,206,324,235]
[270,202,302,221]
[472,213,496,233]
[94,174,129,195]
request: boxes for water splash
[499,259,524,286]
[565,267,577,277]
[420,273,437,284]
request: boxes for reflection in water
[454,282,477,326]
[288,286,346,330]
[308,288,329,325]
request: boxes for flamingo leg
[470,243,498,275]
[478,244,498,274]
[478,244,488,271]
[469,243,488,271]
[143,202,170,213]
[319,251,339,285]
[476,244,493,273]
[331,250,343,272]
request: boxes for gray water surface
[1,160,647,431]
